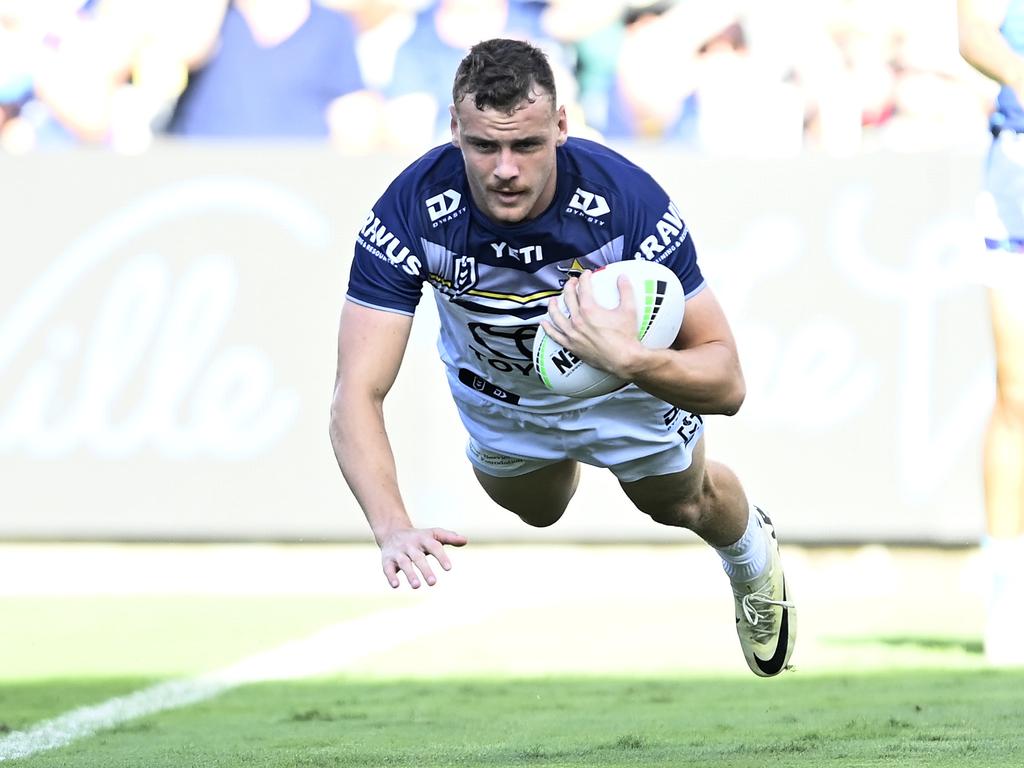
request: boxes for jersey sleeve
[625,176,705,300]
[347,180,426,316]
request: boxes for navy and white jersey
[995,0,1024,133]
[347,137,706,412]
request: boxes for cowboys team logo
[556,258,587,286]
[453,253,478,294]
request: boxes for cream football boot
[730,508,796,677]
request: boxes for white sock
[715,504,768,582]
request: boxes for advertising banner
[0,145,991,542]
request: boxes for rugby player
[330,38,795,676]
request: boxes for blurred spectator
[0,0,383,151]
[692,18,805,156]
[327,0,427,92]
[383,0,570,149]
[3,0,233,151]
[568,0,801,151]
[777,0,994,154]
[0,0,113,152]
[880,3,996,151]
[600,1,701,141]
[166,0,375,149]
[0,0,1004,155]
[539,0,626,134]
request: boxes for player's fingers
[561,277,581,318]
[540,319,568,348]
[545,297,564,325]
[410,552,438,586]
[544,301,570,337]
[616,274,635,312]
[432,528,468,546]
[576,270,597,308]
[383,559,402,589]
[545,297,559,321]
[423,537,453,571]
[395,555,422,589]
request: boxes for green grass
[0,546,1014,766]
[7,671,1024,767]
[0,596,390,679]
[0,595,391,723]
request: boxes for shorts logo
[568,188,610,218]
[458,368,521,405]
[426,189,462,222]
[662,406,703,447]
[453,253,477,294]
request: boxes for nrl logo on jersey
[452,253,477,294]
[567,187,610,224]
[425,189,464,226]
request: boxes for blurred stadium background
[1,0,1016,765]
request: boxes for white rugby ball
[532,260,685,398]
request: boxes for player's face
[450,90,568,225]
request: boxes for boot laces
[741,583,794,644]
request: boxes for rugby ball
[532,260,685,398]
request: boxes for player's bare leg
[618,439,747,545]
[983,287,1024,664]
[473,459,580,528]
[620,438,796,677]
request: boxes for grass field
[2,542,1021,766]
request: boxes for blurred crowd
[0,0,1000,155]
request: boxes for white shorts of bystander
[976,130,1024,285]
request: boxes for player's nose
[493,148,519,180]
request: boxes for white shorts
[451,384,704,483]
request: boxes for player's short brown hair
[452,38,557,113]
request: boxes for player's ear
[555,105,568,146]
[449,105,460,148]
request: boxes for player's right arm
[330,300,467,588]
[958,0,1020,95]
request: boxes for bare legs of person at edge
[983,286,1024,665]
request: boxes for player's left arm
[548,272,744,415]
[654,284,746,415]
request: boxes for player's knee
[480,481,569,526]
[492,497,566,527]
[474,462,578,528]
[638,493,708,530]
[515,505,566,528]
[996,380,1024,422]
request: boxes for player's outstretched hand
[378,527,467,589]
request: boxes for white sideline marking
[0,596,498,762]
